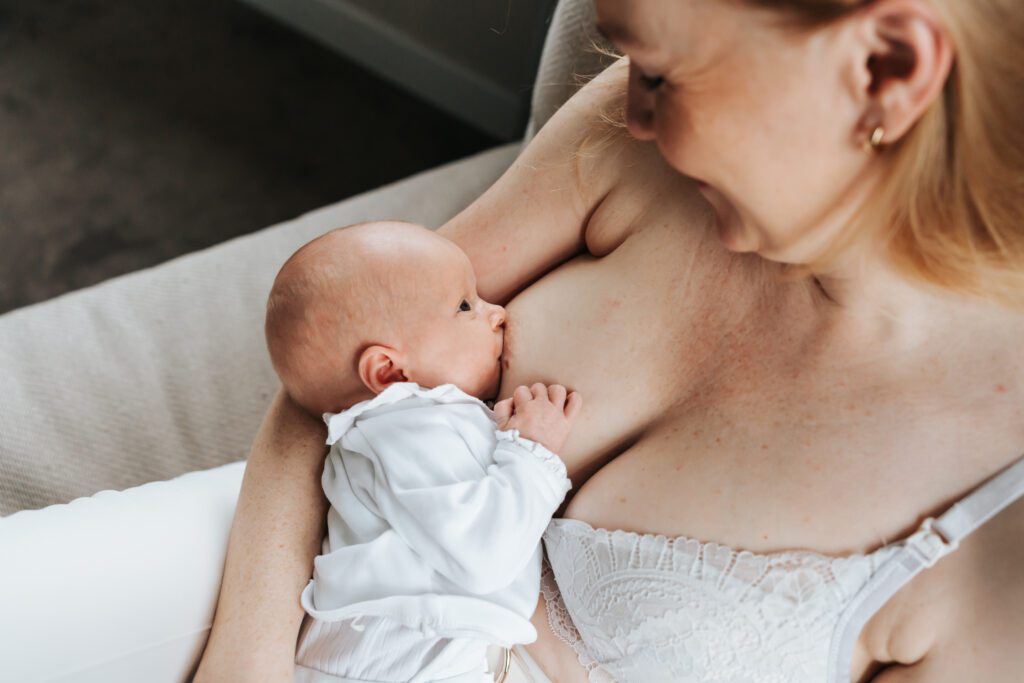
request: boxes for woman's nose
[626,61,657,141]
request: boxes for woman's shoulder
[525,56,653,205]
[441,57,675,304]
[536,59,718,255]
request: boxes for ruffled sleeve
[494,428,570,484]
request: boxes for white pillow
[0,462,244,683]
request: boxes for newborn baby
[264,221,582,683]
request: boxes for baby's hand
[493,383,582,454]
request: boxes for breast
[496,169,773,490]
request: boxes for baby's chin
[455,368,502,403]
[483,364,503,401]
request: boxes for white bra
[541,454,1024,682]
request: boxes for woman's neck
[811,243,1011,357]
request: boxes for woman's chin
[699,187,756,253]
[715,216,757,253]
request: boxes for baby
[264,221,582,683]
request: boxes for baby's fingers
[493,398,513,423]
[564,391,583,420]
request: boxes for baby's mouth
[497,323,509,367]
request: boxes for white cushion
[0,461,245,683]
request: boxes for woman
[196,0,1024,680]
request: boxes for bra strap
[827,454,1024,683]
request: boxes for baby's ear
[358,345,408,394]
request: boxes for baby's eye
[459,299,472,312]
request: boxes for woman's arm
[193,388,328,683]
[438,58,629,305]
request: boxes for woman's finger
[548,384,567,408]
[564,391,583,419]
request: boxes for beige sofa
[0,1,611,681]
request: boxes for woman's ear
[357,345,409,394]
[849,0,954,145]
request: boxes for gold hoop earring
[865,126,885,151]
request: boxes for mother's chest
[499,211,799,488]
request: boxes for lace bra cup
[541,518,901,683]
[541,455,1024,682]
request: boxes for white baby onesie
[294,382,573,683]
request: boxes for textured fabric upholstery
[526,0,614,141]
[0,0,600,515]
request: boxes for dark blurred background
[0,0,552,315]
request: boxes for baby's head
[265,221,506,416]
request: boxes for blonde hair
[583,1,1024,308]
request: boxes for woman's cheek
[652,105,691,175]
[654,94,710,179]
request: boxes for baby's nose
[491,306,506,329]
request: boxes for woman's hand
[493,383,582,455]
